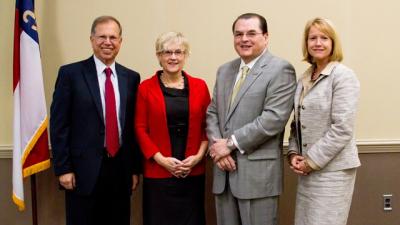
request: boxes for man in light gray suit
[206,13,296,225]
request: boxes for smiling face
[90,20,122,66]
[233,17,268,64]
[307,25,332,65]
[157,41,187,76]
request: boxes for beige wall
[1,152,399,225]
[1,0,400,146]
[0,0,14,145]
[1,0,400,224]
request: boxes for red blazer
[135,71,211,178]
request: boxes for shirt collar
[301,61,340,79]
[93,55,117,77]
[239,48,267,70]
[320,61,339,75]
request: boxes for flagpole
[31,175,38,225]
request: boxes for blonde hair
[302,17,343,64]
[155,31,190,56]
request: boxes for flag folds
[13,0,50,211]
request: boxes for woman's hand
[289,154,309,175]
[182,155,201,169]
[176,141,208,178]
[176,154,202,178]
[153,152,184,177]
[298,160,313,174]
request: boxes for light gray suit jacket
[288,62,361,171]
[206,51,296,199]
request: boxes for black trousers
[65,155,131,225]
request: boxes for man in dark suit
[207,13,296,225]
[50,15,141,225]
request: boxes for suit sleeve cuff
[231,135,245,154]
[305,157,321,171]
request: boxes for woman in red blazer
[135,32,210,225]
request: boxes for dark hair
[90,15,122,36]
[232,13,268,33]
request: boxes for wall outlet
[383,194,393,211]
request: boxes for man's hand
[215,155,236,172]
[209,138,232,162]
[59,172,76,190]
[132,175,139,191]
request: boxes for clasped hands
[209,138,236,172]
[288,154,312,175]
[154,152,201,178]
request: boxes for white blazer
[288,62,361,171]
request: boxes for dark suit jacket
[50,56,141,196]
[135,71,210,178]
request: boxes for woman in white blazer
[288,17,360,225]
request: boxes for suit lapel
[225,52,273,123]
[83,57,104,124]
[227,66,262,116]
[294,81,303,125]
[116,63,127,131]
[223,60,240,121]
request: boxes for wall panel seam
[1,140,399,158]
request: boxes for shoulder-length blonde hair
[302,17,343,64]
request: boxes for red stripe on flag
[23,130,50,169]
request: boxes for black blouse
[158,72,189,160]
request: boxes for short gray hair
[90,15,122,36]
[155,31,190,56]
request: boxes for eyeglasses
[234,31,264,39]
[160,49,185,57]
[93,35,120,43]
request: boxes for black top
[144,72,205,225]
[158,71,189,160]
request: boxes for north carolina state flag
[13,0,50,211]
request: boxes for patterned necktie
[230,66,249,106]
[104,67,119,157]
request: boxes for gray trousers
[215,185,278,225]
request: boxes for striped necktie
[230,66,249,106]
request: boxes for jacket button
[303,143,307,147]
[301,105,305,110]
